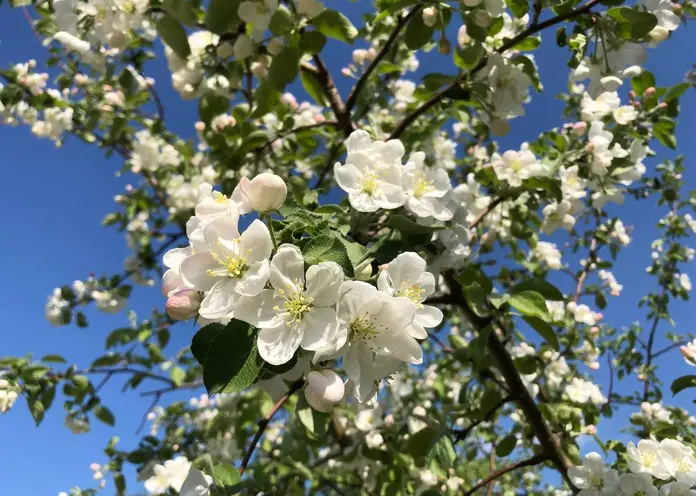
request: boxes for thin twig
[389,0,605,139]
[573,238,598,303]
[426,331,453,353]
[239,378,305,475]
[652,340,690,359]
[303,56,352,135]
[344,6,422,112]
[464,454,548,495]
[453,395,514,443]
[140,381,203,396]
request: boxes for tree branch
[464,454,549,495]
[389,0,605,139]
[573,237,598,303]
[239,378,304,475]
[302,56,352,136]
[344,6,422,112]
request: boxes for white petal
[334,163,361,194]
[337,281,378,323]
[406,322,428,339]
[300,307,341,351]
[344,130,373,153]
[349,192,379,212]
[234,290,284,328]
[415,304,443,328]
[236,260,270,296]
[203,216,241,248]
[257,324,303,365]
[179,252,218,291]
[270,244,305,290]
[305,262,343,307]
[240,219,273,263]
[199,279,238,319]
[163,246,192,270]
[385,252,426,288]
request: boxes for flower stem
[264,212,279,251]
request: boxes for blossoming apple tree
[2,0,696,493]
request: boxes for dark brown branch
[140,381,203,396]
[446,274,575,489]
[642,291,666,402]
[653,340,690,359]
[464,454,548,495]
[239,378,305,475]
[470,196,505,230]
[389,0,605,139]
[303,56,352,135]
[426,331,453,353]
[344,7,422,112]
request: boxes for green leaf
[269,5,294,36]
[252,82,280,118]
[510,278,564,300]
[508,291,550,321]
[524,316,559,351]
[114,473,126,495]
[495,434,517,457]
[454,43,484,70]
[407,426,440,465]
[27,397,45,425]
[204,0,240,34]
[163,0,199,26]
[41,354,66,363]
[170,366,186,386]
[213,463,241,487]
[300,70,328,107]
[428,434,456,471]
[388,214,444,234]
[94,405,116,426]
[191,323,225,365]
[654,117,676,149]
[671,375,696,396]
[311,10,358,43]
[300,30,327,55]
[505,0,528,18]
[664,82,691,102]
[202,321,261,394]
[405,12,434,50]
[157,15,191,59]
[296,395,330,438]
[515,36,541,51]
[302,235,354,277]
[631,71,656,95]
[199,93,230,125]
[607,8,658,40]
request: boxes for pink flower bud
[305,370,345,412]
[659,102,668,109]
[644,87,657,97]
[90,463,100,472]
[672,2,682,10]
[590,326,600,334]
[314,114,326,123]
[572,121,587,136]
[422,7,438,27]
[166,289,201,320]
[384,414,395,427]
[341,67,352,77]
[103,84,112,91]
[195,121,206,132]
[233,173,288,213]
[586,425,597,435]
[634,101,641,108]
[681,346,695,360]
[629,90,637,100]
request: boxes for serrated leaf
[41,354,66,363]
[202,320,261,394]
[510,278,564,300]
[213,463,241,487]
[191,323,225,365]
[204,0,240,34]
[671,375,696,396]
[157,15,191,59]
[524,316,559,351]
[302,235,354,277]
[509,291,550,321]
[495,434,517,457]
[300,70,328,107]
[94,405,115,426]
[388,215,444,234]
[311,10,358,43]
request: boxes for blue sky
[1,2,695,494]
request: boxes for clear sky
[1,2,695,495]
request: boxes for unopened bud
[473,10,492,27]
[438,36,451,55]
[217,41,234,59]
[586,425,597,435]
[165,289,201,320]
[422,7,438,27]
[305,370,345,412]
[195,121,206,132]
[681,345,696,361]
[644,87,656,97]
[572,121,587,136]
[233,172,288,214]
[634,101,641,108]
[267,38,284,56]
[490,119,510,137]
[457,25,472,47]
[590,326,600,334]
[649,26,670,42]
